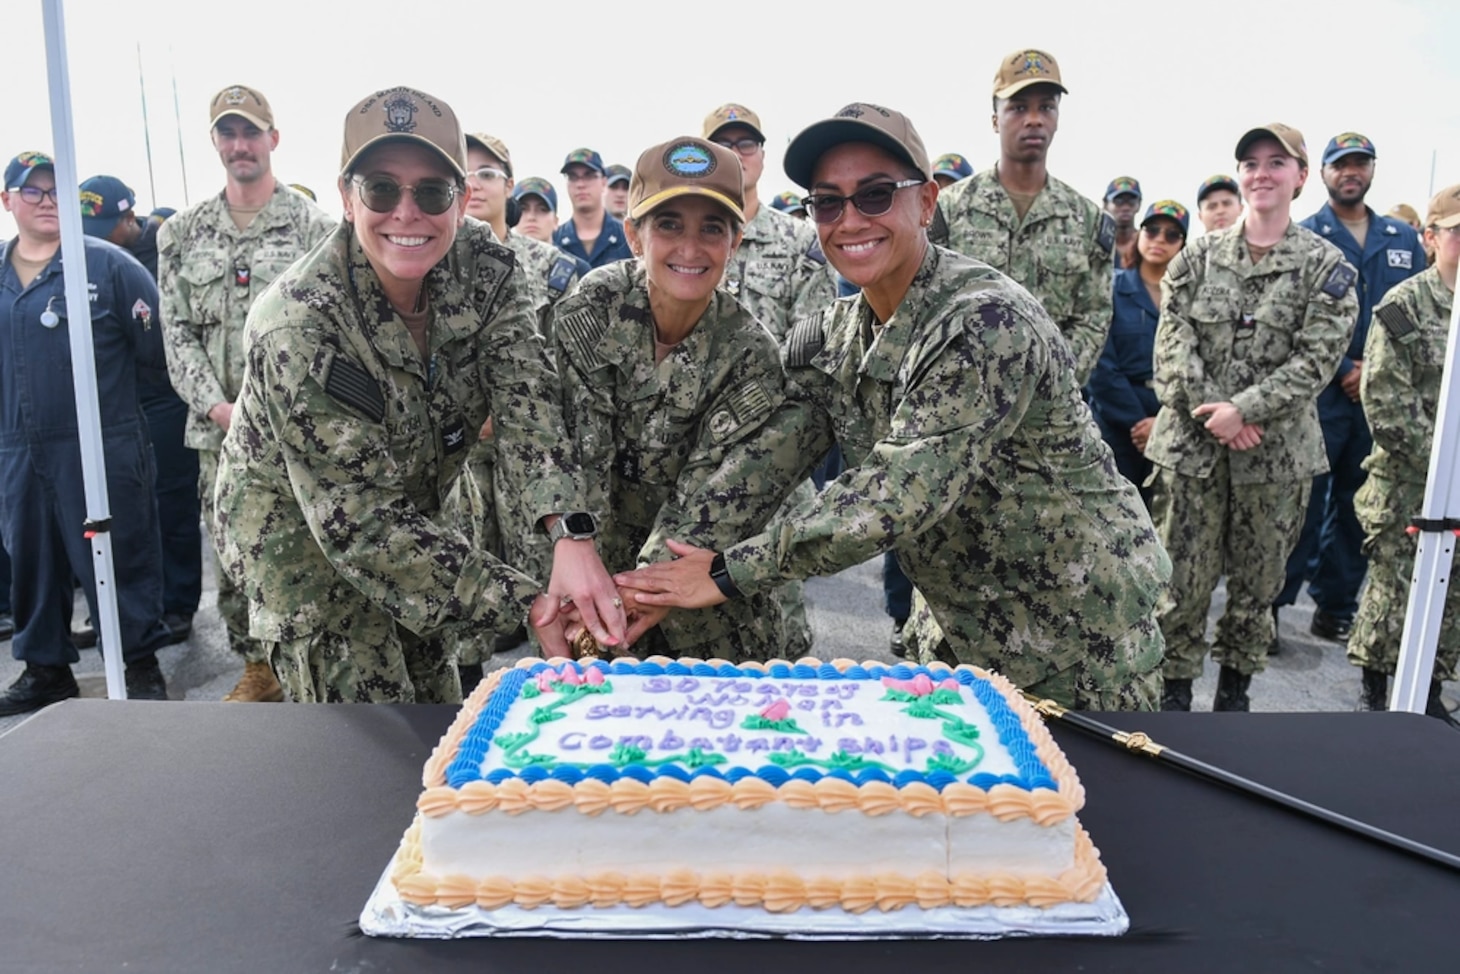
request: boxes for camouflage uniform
[157,184,334,662]
[938,167,1115,384]
[213,220,581,703]
[1146,220,1357,680]
[726,245,1170,710]
[1349,269,1460,677]
[498,223,585,337]
[721,203,837,340]
[553,261,811,661]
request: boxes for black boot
[0,663,79,716]
[457,663,484,691]
[1268,606,1282,656]
[889,618,908,659]
[1160,677,1192,712]
[124,656,168,701]
[1213,666,1252,712]
[1356,669,1388,712]
[1426,682,1460,729]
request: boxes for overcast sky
[4,0,1459,239]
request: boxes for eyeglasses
[12,186,59,205]
[801,179,925,225]
[713,137,763,156]
[351,175,459,215]
[1430,224,1460,237]
[1142,225,1184,244]
[466,166,508,184]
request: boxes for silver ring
[611,597,624,608]
[559,595,574,608]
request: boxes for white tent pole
[1390,281,1460,713]
[41,0,126,700]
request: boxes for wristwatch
[547,512,597,543]
[709,552,742,600]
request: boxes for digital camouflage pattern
[1144,218,1357,483]
[157,182,334,661]
[725,245,1169,706]
[1145,218,1356,679]
[721,203,836,340]
[1152,467,1309,679]
[158,183,335,452]
[214,220,582,703]
[554,260,812,660]
[1349,269,1460,678]
[499,224,584,334]
[938,168,1115,384]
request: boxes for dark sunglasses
[802,179,925,225]
[352,175,459,215]
[1141,224,1184,244]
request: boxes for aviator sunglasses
[352,175,460,215]
[1141,224,1185,244]
[801,179,925,225]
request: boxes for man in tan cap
[938,49,1114,386]
[212,86,624,703]
[1347,181,1460,724]
[157,84,334,702]
[701,102,835,341]
[1147,123,1357,713]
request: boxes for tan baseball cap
[1387,202,1421,228]
[1236,123,1308,166]
[783,102,931,189]
[340,86,467,179]
[627,137,744,222]
[1426,184,1460,229]
[702,103,765,142]
[992,49,1067,99]
[465,133,512,177]
[209,85,273,130]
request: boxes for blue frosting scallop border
[445,660,1056,793]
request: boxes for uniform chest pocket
[1033,238,1089,316]
[249,246,303,291]
[177,254,229,326]
[742,259,790,301]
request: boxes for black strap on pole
[1024,695,1460,873]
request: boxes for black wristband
[709,552,741,600]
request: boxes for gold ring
[611,597,623,608]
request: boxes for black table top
[3,699,1458,973]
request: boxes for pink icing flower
[939,678,960,693]
[760,699,791,722]
[535,671,558,692]
[882,674,937,697]
[559,666,583,687]
[585,667,605,686]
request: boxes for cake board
[359,855,1129,940]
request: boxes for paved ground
[6,536,1442,739]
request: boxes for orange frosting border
[389,813,1108,913]
[423,656,1084,825]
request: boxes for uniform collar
[1214,216,1308,275]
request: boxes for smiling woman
[210,86,625,705]
[615,103,1173,713]
[549,135,815,661]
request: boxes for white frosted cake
[389,656,1107,914]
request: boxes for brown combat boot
[223,661,285,702]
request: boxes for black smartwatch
[547,512,597,543]
[709,552,741,600]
